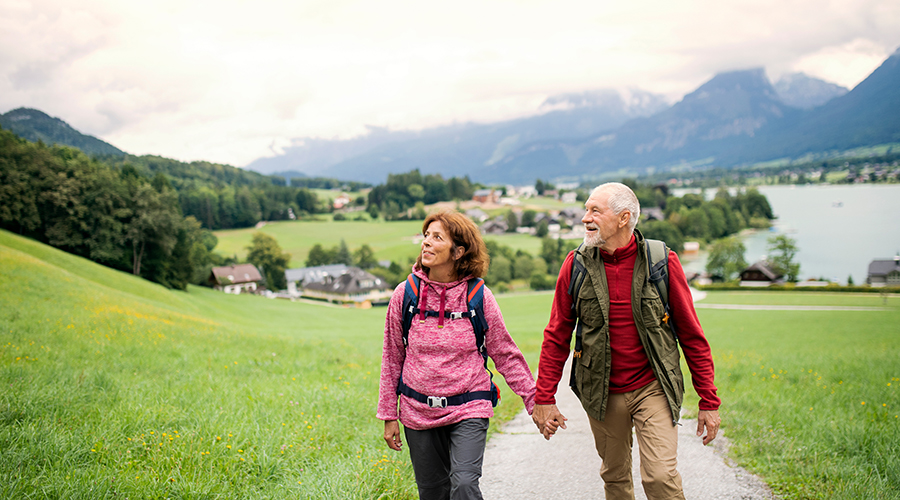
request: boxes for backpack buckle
[427,396,448,408]
[449,311,465,320]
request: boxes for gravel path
[480,356,779,500]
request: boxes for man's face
[582,189,622,249]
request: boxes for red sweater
[536,236,720,411]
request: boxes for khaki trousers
[588,380,684,500]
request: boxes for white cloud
[1,0,899,166]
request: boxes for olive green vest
[570,231,684,424]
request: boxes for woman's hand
[383,420,403,451]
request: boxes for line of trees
[105,155,324,230]
[632,183,774,252]
[0,130,228,289]
[366,169,476,220]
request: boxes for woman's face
[421,220,458,273]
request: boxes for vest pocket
[578,296,605,328]
[574,350,592,401]
[640,295,665,327]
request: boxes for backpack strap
[645,239,677,340]
[466,278,488,355]
[400,274,420,347]
[466,277,499,407]
[568,245,587,359]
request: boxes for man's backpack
[396,274,500,408]
[568,239,677,359]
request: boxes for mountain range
[245,52,897,184]
[3,48,898,186]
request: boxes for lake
[675,184,900,284]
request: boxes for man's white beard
[583,225,604,248]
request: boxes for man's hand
[383,420,403,451]
[532,404,568,440]
[697,410,721,445]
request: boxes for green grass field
[2,229,899,499]
[213,219,546,268]
[213,220,424,268]
[693,291,900,499]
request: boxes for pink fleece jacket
[377,268,536,430]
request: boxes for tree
[540,237,570,276]
[246,232,291,290]
[335,239,353,265]
[706,236,747,281]
[513,254,535,280]
[367,203,380,220]
[521,210,537,227]
[353,244,378,269]
[535,219,549,238]
[306,243,335,267]
[681,207,711,241]
[638,220,684,254]
[535,179,554,195]
[486,255,512,286]
[505,211,518,233]
[407,184,425,202]
[530,272,556,290]
[126,183,181,276]
[767,234,800,282]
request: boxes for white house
[209,264,263,294]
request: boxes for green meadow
[212,219,545,268]
[2,228,899,498]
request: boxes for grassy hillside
[0,229,418,498]
[2,229,898,499]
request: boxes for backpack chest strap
[407,306,477,321]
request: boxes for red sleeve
[535,251,578,405]
[667,251,721,411]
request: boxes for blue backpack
[397,274,500,408]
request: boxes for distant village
[205,184,900,306]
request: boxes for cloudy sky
[2,0,898,167]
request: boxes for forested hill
[0,112,333,230]
[0,128,332,291]
[0,107,125,157]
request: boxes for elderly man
[532,182,721,500]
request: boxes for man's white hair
[591,182,640,231]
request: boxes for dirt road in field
[480,356,778,500]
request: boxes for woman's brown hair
[415,210,490,279]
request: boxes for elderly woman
[377,210,536,500]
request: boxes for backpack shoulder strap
[645,238,677,339]
[400,274,420,347]
[567,244,587,311]
[567,244,588,359]
[466,277,501,407]
[645,239,669,306]
[466,278,488,355]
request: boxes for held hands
[697,410,721,445]
[532,404,568,440]
[383,420,403,451]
